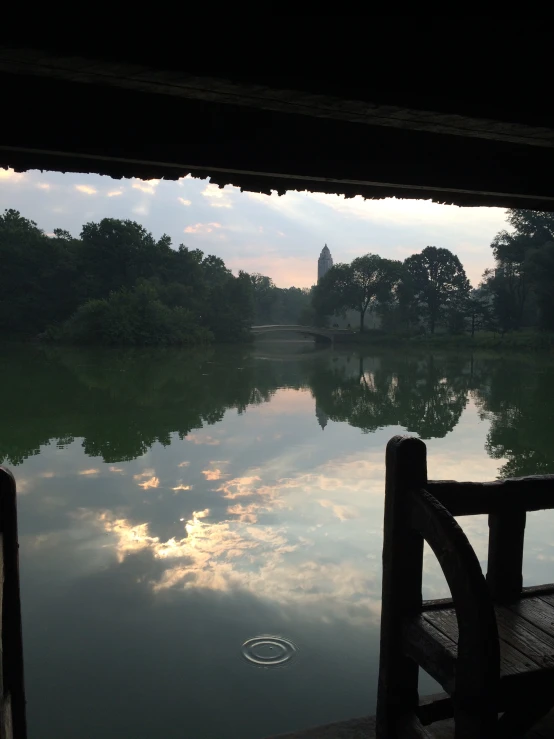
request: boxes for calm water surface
[4,342,554,738]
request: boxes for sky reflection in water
[5,343,554,738]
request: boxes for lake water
[4,342,554,738]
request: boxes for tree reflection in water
[1,344,553,477]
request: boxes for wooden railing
[0,468,27,739]
[376,435,554,738]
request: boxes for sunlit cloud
[178,197,191,206]
[172,484,191,491]
[75,185,97,195]
[0,168,25,182]
[39,471,56,478]
[201,183,233,208]
[109,466,124,474]
[318,499,359,521]
[184,222,222,234]
[202,468,224,481]
[133,469,159,488]
[131,179,160,195]
[133,469,156,481]
[227,502,259,523]
[177,461,190,468]
[78,468,100,476]
[36,183,51,190]
[217,476,262,499]
[107,190,123,197]
[138,476,160,490]
[185,433,221,446]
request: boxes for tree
[486,209,554,332]
[526,241,554,330]
[248,273,277,324]
[404,246,470,334]
[313,255,402,331]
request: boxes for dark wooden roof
[2,21,554,209]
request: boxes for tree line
[0,210,309,345]
[312,209,554,336]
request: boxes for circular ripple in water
[241,636,297,667]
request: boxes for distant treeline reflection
[1,345,552,478]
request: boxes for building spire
[317,244,333,281]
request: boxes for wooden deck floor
[267,707,554,738]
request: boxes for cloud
[36,183,51,190]
[227,502,259,523]
[201,183,233,208]
[75,185,97,195]
[318,499,359,521]
[178,197,191,206]
[0,168,24,182]
[131,179,160,194]
[138,476,160,490]
[202,468,224,481]
[185,434,221,446]
[172,484,192,491]
[177,461,190,468]
[107,190,123,197]
[78,468,100,476]
[216,476,262,500]
[109,466,124,474]
[184,222,222,234]
[133,469,160,488]
[133,469,156,481]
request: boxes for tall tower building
[317,244,333,281]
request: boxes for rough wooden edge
[427,476,554,516]
[410,487,500,736]
[0,468,27,739]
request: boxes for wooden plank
[377,436,427,737]
[426,476,554,516]
[423,608,540,678]
[495,606,554,668]
[402,617,456,694]
[417,693,453,725]
[521,584,554,598]
[487,509,526,602]
[536,592,554,608]
[395,714,434,738]
[509,596,554,640]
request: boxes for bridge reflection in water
[251,325,356,343]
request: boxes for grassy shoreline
[334,330,554,352]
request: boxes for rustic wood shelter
[2,19,554,739]
[1,20,554,211]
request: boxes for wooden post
[0,468,27,739]
[376,436,427,738]
[486,509,526,603]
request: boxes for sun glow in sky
[0,167,509,288]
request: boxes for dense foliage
[4,205,554,344]
[313,247,472,334]
[313,210,554,338]
[0,210,308,345]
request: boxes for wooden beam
[427,477,554,516]
[1,48,554,148]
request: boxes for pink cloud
[184,222,222,234]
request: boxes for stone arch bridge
[251,325,355,342]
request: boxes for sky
[0,167,510,288]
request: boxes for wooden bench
[376,436,554,739]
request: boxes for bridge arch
[250,325,354,341]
